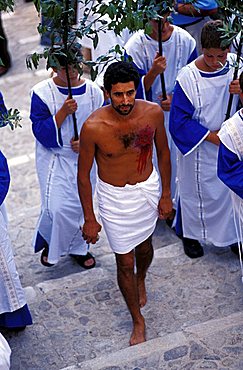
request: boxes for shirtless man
[78,61,173,346]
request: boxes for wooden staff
[63,0,79,140]
[158,17,167,101]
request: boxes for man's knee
[136,237,153,256]
[116,252,135,276]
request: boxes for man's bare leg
[115,251,146,346]
[135,236,153,308]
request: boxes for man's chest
[98,123,155,157]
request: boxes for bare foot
[129,317,146,346]
[137,278,147,308]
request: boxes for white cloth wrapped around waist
[97,167,160,254]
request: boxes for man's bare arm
[154,107,173,219]
[78,122,101,244]
[176,2,218,17]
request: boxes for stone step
[22,240,182,301]
[60,311,243,370]
[4,239,243,369]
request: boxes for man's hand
[229,79,242,95]
[81,220,102,244]
[206,131,220,146]
[159,94,172,112]
[61,95,78,115]
[55,95,78,128]
[151,52,166,76]
[70,137,79,153]
[158,195,173,220]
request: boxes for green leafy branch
[26,0,176,80]
[0,109,22,130]
[0,0,14,12]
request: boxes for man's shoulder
[135,99,163,117]
[31,78,52,94]
[173,25,196,43]
[85,105,109,125]
[177,60,196,81]
[125,30,146,48]
[136,99,161,109]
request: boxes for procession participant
[78,61,173,345]
[0,333,11,369]
[30,46,103,267]
[0,13,11,76]
[218,72,243,259]
[172,0,218,54]
[124,8,197,204]
[0,92,32,330]
[169,20,242,258]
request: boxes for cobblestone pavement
[1,2,243,370]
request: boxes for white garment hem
[183,233,238,247]
[107,226,156,255]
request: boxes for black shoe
[182,237,204,259]
[230,243,240,257]
[6,326,26,332]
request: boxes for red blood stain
[134,125,154,174]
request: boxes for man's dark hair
[103,61,140,93]
[201,20,231,50]
[240,72,243,92]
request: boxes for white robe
[0,333,11,370]
[170,55,240,246]
[125,26,197,199]
[31,78,104,264]
[0,204,26,314]
[218,110,243,240]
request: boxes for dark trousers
[0,13,11,68]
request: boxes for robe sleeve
[30,92,63,148]
[0,151,10,205]
[169,81,209,155]
[218,142,243,199]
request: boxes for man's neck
[149,25,173,42]
[53,76,85,87]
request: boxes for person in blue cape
[0,92,32,330]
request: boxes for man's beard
[111,102,134,116]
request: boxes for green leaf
[93,33,99,49]
[0,108,22,130]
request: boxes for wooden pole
[64,0,79,140]
[158,17,167,101]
